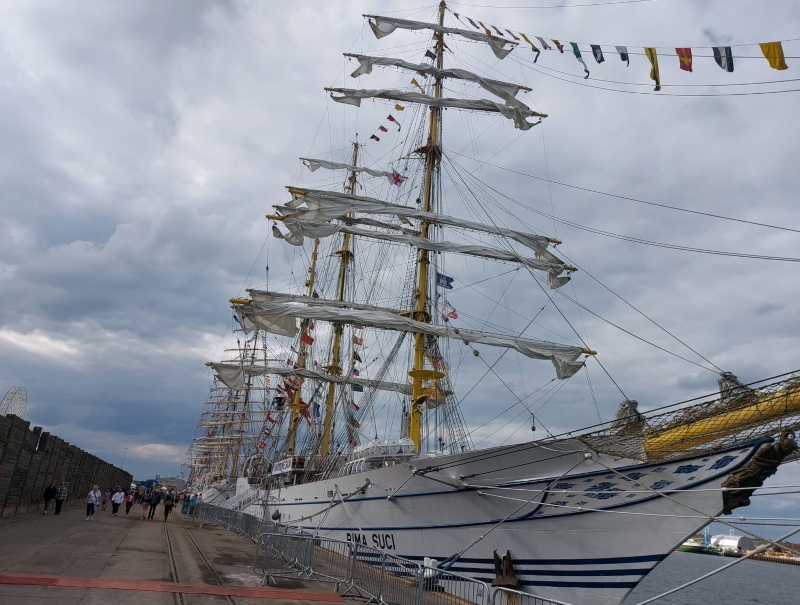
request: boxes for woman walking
[85,485,101,521]
[124,491,135,516]
[101,488,110,511]
[140,490,152,519]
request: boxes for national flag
[301,332,314,346]
[713,46,734,72]
[478,22,493,37]
[379,125,388,132]
[436,272,454,289]
[352,350,362,363]
[394,104,405,111]
[676,48,693,72]
[645,47,661,91]
[760,42,788,70]
[350,400,360,411]
[390,169,404,186]
[352,335,363,346]
[570,43,590,79]
[348,414,361,429]
[616,46,630,66]
[591,45,605,64]
[552,39,565,53]
[387,115,401,131]
[505,29,520,41]
[352,384,364,392]
[370,134,380,141]
[520,33,541,62]
[352,366,360,377]
[536,37,552,51]
[425,49,437,61]
[443,300,458,320]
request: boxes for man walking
[54,482,68,515]
[86,484,102,521]
[111,488,125,516]
[163,490,175,522]
[147,489,162,520]
[43,483,57,514]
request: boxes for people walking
[125,491,135,516]
[140,490,152,519]
[101,489,110,511]
[55,482,68,515]
[43,483,57,514]
[163,490,175,522]
[111,488,125,516]
[86,485,101,521]
[188,493,197,516]
[147,489,162,520]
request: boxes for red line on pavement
[0,573,344,601]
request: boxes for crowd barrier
[193,503,573,605]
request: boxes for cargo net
[579,373,800,463]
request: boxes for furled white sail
[278,188,560,260]
[365,15,515,60]
[301,158,400,181]
[328,89,544,131]
[210,362,413,395]
[281,221,566,277]
[247,289,402,314]
[237,301,586,378]
[348,55,525,106]
[213,362,246,390]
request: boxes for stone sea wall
[0,414,132,518]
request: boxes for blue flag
[436,272,454,289]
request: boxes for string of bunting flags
[446,8,789,91]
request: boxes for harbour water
[626,551,800,604]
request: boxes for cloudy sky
[1,0,798,536]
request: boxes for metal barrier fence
[194,503,573,605]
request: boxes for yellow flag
[394,104,405,111]
[760,42,788,70]
[645,47,661,91]
[410,78,424,93]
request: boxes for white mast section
[364,15,517,60]
[328,88,545,131]
[347,54,529,107]
[234,301,589,378]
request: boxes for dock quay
[0,502,344,604]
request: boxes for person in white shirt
[86,485,102,521]
[110,488,125,516]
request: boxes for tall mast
[321,141,360,457]
[409,1,447,452]
[286,238,320,455]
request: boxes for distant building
[710,535,755,553]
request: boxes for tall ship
[188,5,800,605]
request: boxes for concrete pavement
[0,501,343,604]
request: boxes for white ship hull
[241,438,765,605]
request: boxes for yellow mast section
[409,1,446,452]
[321,141,360,457]
[286,238,320,455]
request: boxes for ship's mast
[409,0,447,452]
[286,238,320,455]
[321,141,360,457]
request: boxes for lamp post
[121,447,128,469]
